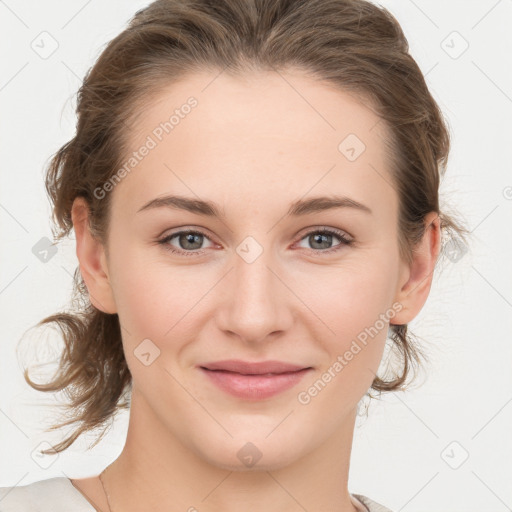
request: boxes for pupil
[182,233,201,249]
[312,233,331,249]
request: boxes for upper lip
[199,359,311,375]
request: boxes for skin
[69,69,441,512]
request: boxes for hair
[21,0,470,454]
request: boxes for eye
[294,227,353,255]
[157,230,215,256]
[157,226,353,257]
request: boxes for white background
[1,1,511,511]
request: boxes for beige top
[0,477,394,512]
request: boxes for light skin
[69,69,441,512]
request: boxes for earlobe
[391,212,441,325]
[71,197,117,315]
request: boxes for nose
[215,243,294,345]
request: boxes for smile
[199,367,312,400]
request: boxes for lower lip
[200,367,312,400]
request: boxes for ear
[71,197,117,314]
[391,211,441,325]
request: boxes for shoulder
[352,493,395,512]
[0,477,95,512]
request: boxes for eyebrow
[136,194,372,218]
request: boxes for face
[75,69,437,471]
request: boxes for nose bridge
[218,234,292,342]
[235,239,274,299]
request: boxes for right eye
[157,229,215,256]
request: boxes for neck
[102,387,361,512]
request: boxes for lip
[200,359,309,374]
[198,359,313,400]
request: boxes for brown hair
[22,0,469,454]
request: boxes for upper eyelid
[161,227,217,244]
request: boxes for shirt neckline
[64,476,370,512]
[66,477,102,511]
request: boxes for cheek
[300,257,398,376]
[108,243,188,325]
[296,273,394,412]
[108,249,209,361]
[306,260,398,332]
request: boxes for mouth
[199,359,311,375]
[198,360,313,400]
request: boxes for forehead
[111,69,395,218]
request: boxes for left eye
[157,227,353,256]
[295,228,353,253]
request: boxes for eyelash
[157,227,353,257]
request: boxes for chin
[194,432,305,472]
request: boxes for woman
[0,0,468,510]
